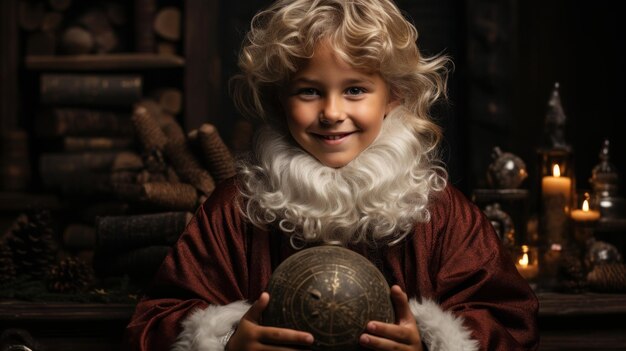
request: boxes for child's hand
[226,292,315,351]
[359,285,423,351]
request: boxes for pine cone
[5,210,59,279]
[557,252,587,292]
[587,263,626,293]
[47,256,95,293]
[0,242,17,284]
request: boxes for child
[126,0,539,350]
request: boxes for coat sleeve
[125,179,254,351]
[429,186,539,351]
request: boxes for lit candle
[541,164,572,199]
[541,164,572,245]
[571,193,601,222]
[515,245,539,280]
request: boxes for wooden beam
[25,53,185,71]
[184,0,220,130]
[1,0,19,130]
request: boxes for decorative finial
[590,138,619,197]
[599,139,610,164]
[544,82,570,150]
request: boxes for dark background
[2,0,624,202]
[218,0,626,204]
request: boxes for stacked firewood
[112,99,236,211]
[19,0,182,55]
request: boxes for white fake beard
[237,106,446,247]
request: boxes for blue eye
[346,87,365,95]
[297,88,319,96]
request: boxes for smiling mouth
[314,132,353,140]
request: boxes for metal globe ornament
[262,245,394,351]
[487,146,528,189]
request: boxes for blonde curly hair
[231,0,451,128]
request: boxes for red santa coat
[126,178,539,350]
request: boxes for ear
[385,98,401,117]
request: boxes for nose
[320,95,345,124]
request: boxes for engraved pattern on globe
[263,246,394,351]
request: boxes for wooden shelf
[25,53,185,71]
[472,188,529,201]
[0,301,135,351]
[0,301,135,321]
[537,292,626,350]
[538,292,626,316]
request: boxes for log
[48,0,72,12]
[131,101,168,152]
[197,123,236,183]
[111,151,143,171]
[105,2,127,26]
[18,0,45,32]
[142,182,198,210]
[161,117,215,196]
[35,108,134,137]
[156,41,177,56]
[113,181,198,211]
[63,136,135,152]
[96,212,192,251]
[40,74,142,107]
[60,26,94,55]
[78,9,118,53]
[153,7,181,41]
[151,88,182,115]
[0,129,31,191]
[41,11,63,32]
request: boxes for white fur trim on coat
[409,298,479,351]
[171,300,251,351]
[170,298,477,351]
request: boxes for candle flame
[519,253,529,267]
[553,164,561,177]
[582,199,589,212]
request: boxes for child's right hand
[225,292,315,351]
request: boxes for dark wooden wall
[515,0,626,204]
[217,0,625,206]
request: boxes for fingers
[360,332,405,351]
[243,292,270,323]
[390,285,414,324]
[363,321,414,345]
[357,285,422,350]
[241,292,314,349]
[258,326,314,346]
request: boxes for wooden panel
[184,0,220,130]
[0,0,18,130]
[26,54,185,71]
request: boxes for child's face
[281,43,396,168]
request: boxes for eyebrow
[291,76,375,86]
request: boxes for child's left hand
[359,285,423,351]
